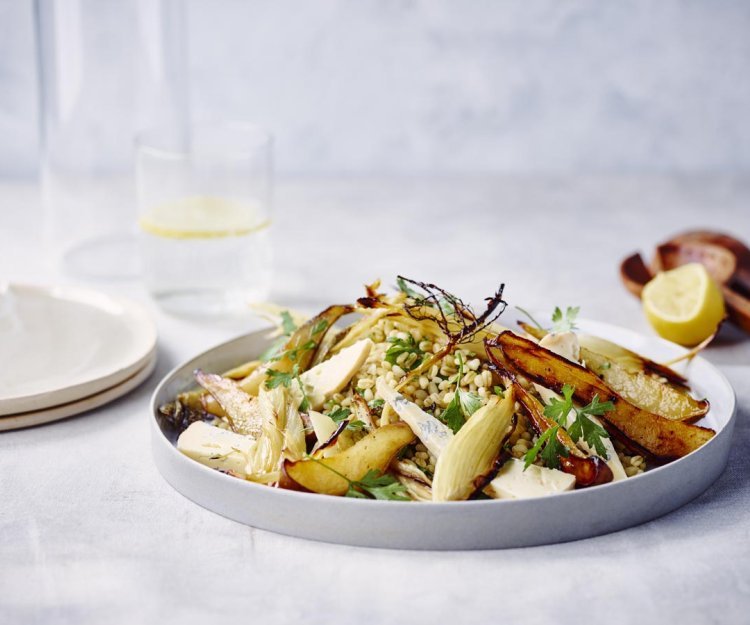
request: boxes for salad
[158,277,714,502]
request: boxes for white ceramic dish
[150,316,735,550]
[0,283,157,416]
[0,351,157,432]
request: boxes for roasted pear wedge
[432,392,516,502]
[517,322,709,422]
[283,423,415,496]
[491,331,715,459]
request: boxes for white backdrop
[2,0,750,177]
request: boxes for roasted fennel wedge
[432,391,516,501]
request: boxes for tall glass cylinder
[35,0,188,279]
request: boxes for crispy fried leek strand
[194,370,263,437]
[517,321,708,422]
[432,392,516,502]
[284,424,415,496]
[493,331,715,459]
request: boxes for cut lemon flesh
[642,263,725,346]
[139,196,270,239]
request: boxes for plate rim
[0,351,157,432]
[0,282,158,415]
[150,319,736,509]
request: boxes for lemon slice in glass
[642,263,725,346]
[139,196,270,239]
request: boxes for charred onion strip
[485,354,613,488]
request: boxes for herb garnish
[385,334,424,371]
[515,305,580,334]
[543,384,614,458]
[327,407,365,432]
[306,457,409,501]
[265,364,311,411]
[258,310,297,362]
[551,306,580,333]
[524,425,569,470]
[440,353,482,434]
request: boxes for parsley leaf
[441,397,465,435]
[311,319,328,336]
[551,306,580,333]
[385,334,424,371]
[306,457,408,501]
[458,391,483,419]
[265,366,297,389]
[567,395,615,458]
[348,469,409,501]
[543,384,575,425]
[265,364,311,412]
[280,310,297,335]
[285,339,317,363]
[328,407,351,423]
[259,310,298,362]
[542,384,613,459]
[327,407,365,432]
[439,353,482,434]
[524,425,569,470]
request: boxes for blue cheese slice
[300,339,373,410]
[377,378,453,457]
[487,458,575,499]
[177,421,255,476]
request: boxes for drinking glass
[136,122,273,316]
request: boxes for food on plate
[160,277,714,502]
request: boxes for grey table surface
[1,176,749,624]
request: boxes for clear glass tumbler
[136,122,273,316]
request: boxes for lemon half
[642,263,725,346]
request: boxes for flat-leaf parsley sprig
[440,353,483,434]
[543,384,614,458]
[306,456,409,501]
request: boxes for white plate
[150,316,736,550]
[0,283,157,415]
[0,351,156,432]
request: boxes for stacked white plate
[0,284,157,431]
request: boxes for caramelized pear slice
[283,423,415,496]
